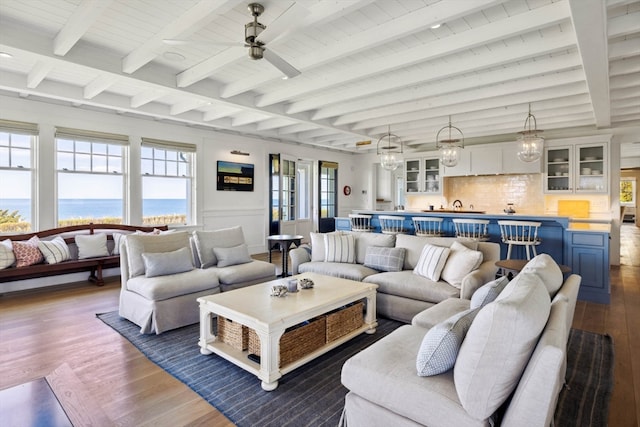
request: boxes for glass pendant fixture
[436,116,464,167]
[377,125,403,171]
[517,103,544,162]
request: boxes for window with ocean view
[56,128,127,226]
[0,120,37,233]
[141,138,195,226]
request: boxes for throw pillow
[142,247,194,278]
[193,226,245,268]
[440,241,483,288]
[213,243,252,268]
[13,236,43,267]
[520,253,564,296]
[0,239,15,270]
[75,233,109,259]
[324,233,356,263]
[364,246,405,272]
[37,236,71,264]
[416,307,480,376]
[413,244,450,281]
[470,276,509,309]
[111,232,126,255]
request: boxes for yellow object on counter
[558,200,590,218]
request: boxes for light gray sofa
[119,226,275,334]
[340,254,581,427]
[289,232,500,323]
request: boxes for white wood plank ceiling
[0,0,638,153]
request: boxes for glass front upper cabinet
[405,157,441,194]
[545,142,608,194]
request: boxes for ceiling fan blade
[263,49,300,79]
[162,39,241,47]
[258,3,309,44]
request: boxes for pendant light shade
[517,104,544,162]
[377,126,403,171]
[436,116,464,167]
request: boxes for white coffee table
[197,272,378,391]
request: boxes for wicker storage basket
[248,316,327,367]
[326,301,364,342]
[217,316,248,350]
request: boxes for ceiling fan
[164,3,302,79]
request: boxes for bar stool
[452,218,490,241]
[349,214,374,232]
[379,215,408,234]
[498,220,542,260]
[412,217,444,237]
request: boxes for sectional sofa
[118,226,276,334]
[340,254,581,426]
[289,231,500,322]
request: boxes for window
[56,127,127,226]
[0,120,37,233]
[141,138,195,226]
[319,161,338,232]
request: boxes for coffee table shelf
[198,273,377,391]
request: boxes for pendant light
[436,116,464,167]
[377,125,403,171]
[517,103,544,162]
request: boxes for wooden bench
[0,224,168,286]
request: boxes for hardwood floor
[0,234,638,426]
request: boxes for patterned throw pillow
[13,236,44,267]
[38,236,71,264]
[470,276,510,309]
[364,246,406,272]
[0,239,16,270]
[324,233,356,263]
[416,307,480,376]
[75,233,109,259]
[413,244,450,281]
[440,241,483,289]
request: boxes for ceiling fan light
[248,44,264,60]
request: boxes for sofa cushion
[324,233,356,263]
[299,261,379,281]
[0,239,15,269]
[353,232,395,264]
[412,298,471,329]
[440,241,483,289]
[142,247,194,278]
[501,297,569,426]
[13,236,43,267]
[521,253,564,296]
[213,243,252,267]
[126,268,219,300]
[417,307,480,376]
[364,270,459,303]
[395,234,477,270]
[454,272,551,420]
[342,325,490,427]
[38,236,71,264]
[126,231,192,278]
[414,244,450,281]
[75,233,109,259]
[470,276,509,309]
[193,226,245,268]
[211,259,275,285]
[364,246,405,272]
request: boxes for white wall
[0,95,370,290]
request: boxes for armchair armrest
[289,246,311,275]
[459,260,499,300]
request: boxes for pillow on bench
[38,236,71,264]
[13,236,43,267]
[0,239,15,269]
[76,233,109,259]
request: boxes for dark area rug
[97,313,614,427]
[554,329,615,427]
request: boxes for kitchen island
[336,210,610,304]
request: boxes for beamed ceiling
[0,0,638,155]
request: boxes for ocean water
[0,199,186,220]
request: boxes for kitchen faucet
[453,200,463,210]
